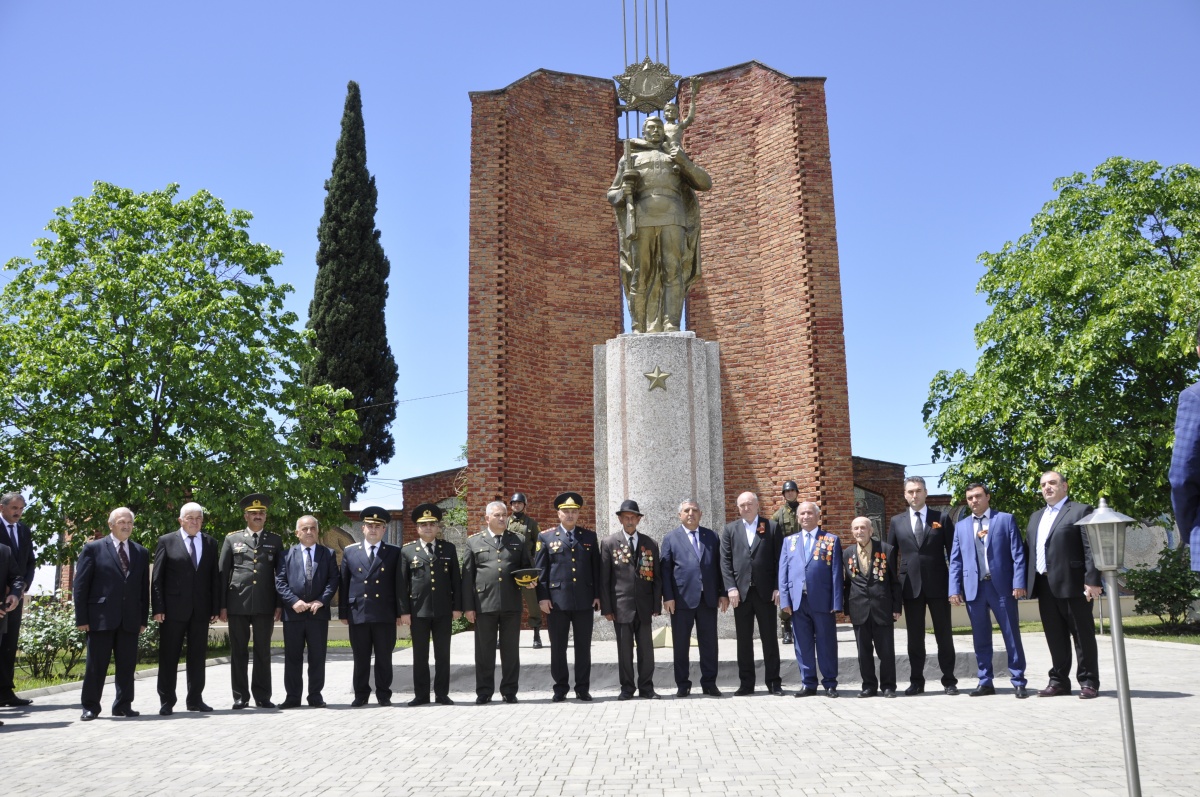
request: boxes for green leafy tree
[925,157,1200,520]
[304,80,398,509]
[0,182,359,559]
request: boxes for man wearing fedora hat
[535,492,602,702]
[599,499,662,699]
[507,493,543,649]
[400,503,462,706]
[339,506,403,707]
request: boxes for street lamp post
[1077,498,1141,797]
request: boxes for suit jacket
[720,515,781,599]
[842,540,901,626]
[534,525,601,610]
[1170,381,1200,548]
[778,528,843,614]
[398,539,462,619]
[152,530,221,620]
[949,509,1027,601]
[887,508,954,600]
[1026,498,1099,600]
[73,536,149,633]
[599,531,662,622]
[338,541,403,624]
[219,529,283,615]
[660,525,724,610]
[0,519,36,591]
[0,542,24,634]
[461,530,531,614]
[275,544,340,621]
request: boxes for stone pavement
[2,627,1197,796]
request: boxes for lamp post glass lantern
[1077,497,1140,797]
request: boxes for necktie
[974,517,989,577]
[495,534,503,550]
[690,530,701,558]
[804,532,814,561]
[252,532,259,548]
[304,547,314,585]
[118,541,129,576]
[187,535,198,569]
[912,511,924,544]
[426,542,434,558]
[369,545,376,563]
[629,535,637,558]
[5,523,15,548]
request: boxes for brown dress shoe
[1038,684,1071,697]
[1079,686,1099,699]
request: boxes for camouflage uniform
[771,500,800,641]
[508,512,542,633]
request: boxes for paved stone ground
[2,627,1196,796]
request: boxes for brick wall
[399,467,465,544]
[851,456,907,528]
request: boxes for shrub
[1123,546,1200,628]
[18,594,87,679]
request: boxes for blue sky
[2,0,1197,511]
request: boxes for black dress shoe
[675,687,690,697]
[1038,683,1071,697]
[159,706,174,716]
[701,686,722,697]
[2,696,33,707]
[532,630,543,649]
[576,692,593,702]
[1079,686,1099,699]
[943,685,959,696]
[904,684,924,696]
[769,686,785,696]
[825,687,839,698]
[794,687,817,698]
[882,689,897,698]
[231,700,249,710]
[308,700,327,708]
[617,692,634,701]
[111,707,140,717]
[552,693,566,703]
[858,688,877,698]
[734,686,754,696]
[475,695,492,705]
[501,694,518,704]
[435,696,454,705]
[640,691,661,700]
[969,684,996,697]
[278,699,301,709]
[377,697,392,706]
[1014,686,1029,699]
[781,629,793,645]
[255,700,276,708]
[81,709,98,721]
[351,697,369,707]
[187,702,214,712]
[407,697,431,707]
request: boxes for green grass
[951,615,1200,645]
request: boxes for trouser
[411,615,452,699]
[283,617,329,702]
[853,619,896,691]
[520,583,542,631]
[733,588,781,689]
[81,628,139,713]
[547,608,594,696]
[474,611,521,698]
[348,621,397,701]
[966,578,1027,688]
[0,603,22,696]
[628,224,686,333]
[227,612,274,703]
[614,614,655,695]
[1035,573,1099,689]
[158,615,210,708]
[670,603,718,689]
[790,596,838,689]
[902,593,958,687]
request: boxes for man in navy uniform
[535,492,601,702]
[73,507,148,720]
[400,503,463,705]
[599,499,662,700]
[219,492,283,709]
[507,493,543,649]
[779,501,843,697]
[843,516,900,698]
[275,515,340,708]
[339,506,403,707]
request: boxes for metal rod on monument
[634,0,639,62]
[654,0,659,62]
[622,0,628,67]
[665,0,670,69]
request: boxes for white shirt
[5,521,17,547]
[179,528,201,566]
[911,507,926,530]
[972,514,991,578]
[742,517,757,547]
[1036,496,1069,574]
[626,532,638,550]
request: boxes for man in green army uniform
[507,492,543,649]
[771,480,801,645]
[219,493,283,709]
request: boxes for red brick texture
[851,456,907,529]
[399,467,464,543]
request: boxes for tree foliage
[304,80,398,508]
[0,182,360,559]
[925,157,1200,521]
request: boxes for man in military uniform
[339,506,403,707]
[400,503,462,705]
[462,500,535,704]
[507,492,543,649]
[219,493,283,709]
[535,492,602,702]
[771,480,801,644]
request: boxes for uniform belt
[645,188,681,198]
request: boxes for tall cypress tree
[304,80,398,508]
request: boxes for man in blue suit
[275,515,340,708]
[73,507,149,720]
[949,483,1029,698]
[778,501,843,697]
[660,499,728,697]
[1170,322,1200,572]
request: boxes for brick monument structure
[466,61,855,537]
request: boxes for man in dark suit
[73,507,149,720]
[660,499,728,698]
[1026,471,1100,699]
[599,499,662,700]
[462,500,535,704]
[949,483,1029,698]
[275,515,340,707]
[339,506,403,707]
[399,503,462,706]
[0,491,36,707]
[843,516,901,698]
[1169,322,1200,572]
[218,492,283,709]
[0,536,25,724]
[720,491,784,696]
[887,475,958,695]
[535,491,601,702]
[152,501,220,714]
[779,501,843,697]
